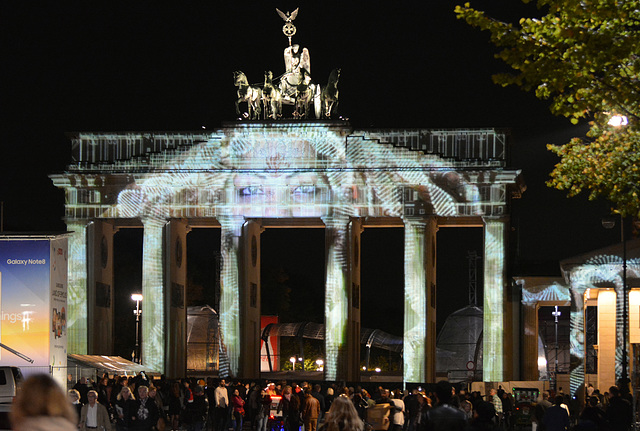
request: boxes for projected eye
[240,186,264,196]
[293,185,316,195]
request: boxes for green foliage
[455,0,640,216]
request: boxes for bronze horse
[262,71,282,120]
[233,71,262,120]
[321,68,340,118]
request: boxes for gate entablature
[55,123,523,222]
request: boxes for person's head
[148,386,157,398]
[609,386,620,398]
[11,374,77,429]
[542,391,549,400]
[313,384,321,393]
[119,386,134,400]
[219,379,226,388]
[283,385,292,396]
[87,390,98,406]
[194,385,204,395]
[233,388,240,396]
[489,388,497,396]
[324,396,364,431]
[473,401,496,422]
[138,385,149,400]
[554,395,564,405]
[588,396,599,407]
[67,389,80,404]
[435,380,453,405]
[326,387,334,396]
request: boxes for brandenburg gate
[50,123,524,382]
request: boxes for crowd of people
[7,372,636,431]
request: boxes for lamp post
[131,293,143,364]
[552,306,562,391]
[604,113,630,395]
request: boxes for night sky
[0,2,622,347]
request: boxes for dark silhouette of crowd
[60,373,635,431]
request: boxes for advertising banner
[260,315,279,372]
[0,237,68,384]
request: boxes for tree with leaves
[455,0,640,217]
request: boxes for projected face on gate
[233,172,328,218]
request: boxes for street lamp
[290,356,296,371]
[552,306,562,391]
[131,293,143,363]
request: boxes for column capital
[321,215,350,228]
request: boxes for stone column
[165,219,189,378]
[218,216,245,378]
[347,218,363,381]
[87,219,116,354]
[598,289,617,391]
[568,284,587,403]
[322,215,351,381]
[483,217,508,382]
[522,302,539,381]
[239,220,263,379]
[66,220,89,354]
[141,217,166,373]
[403,217,437,383]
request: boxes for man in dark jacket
[184,385,209,431]
[131,385,160,431]
[543,396,569,431]
[606,385,632,431]
[424,380,467,431]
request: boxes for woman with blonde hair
[319,395,364,431]
[11,373,77,431]
[115,385,136,431]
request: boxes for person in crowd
[376,388,393,405]
[466,401,496,431]
[325,387,335,412]
[166,381,182,431]
[231,387,246,431]
[605,385,632,431]
[74,376,92,405]
[500,389,513,430]
[318,395,364,431]
[303,388,322,431]
[404,389,420,431]
[183,384,208,431]
[389,390,405,431]
[543,396,570,431]
[79,389,111,431]
[11,373,78,431]
[255,388,272,431]
[131,384,160,431]
[149,385,166,431]
[68,389,84,425]
[577,396,605,430]
[487,388,502,426]
[311,384,326,423]
[96,376,111,408]
[282,386,301,431]
[459,398,473,422]
[215,379,230,431]
[424,380,467,431]
[115,385,136,431]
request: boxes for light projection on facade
[560,245,640,398]
[52,124,523,380]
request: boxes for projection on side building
[56,124,519,380]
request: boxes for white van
[0,367,22,404]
